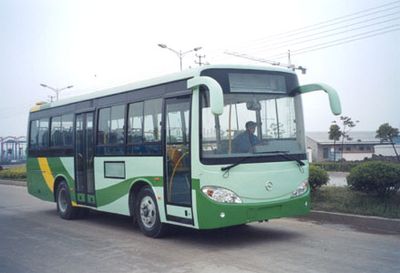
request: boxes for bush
[309,165,329,191]
[312,162,359,172]
[347,161,400,197]
[0,165,26,180]
[311,186,400,218]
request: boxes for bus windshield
[201,92,305,162]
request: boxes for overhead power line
[229,1,400,56]
[223,1,400,65]
[250,0,400,43]
[248,12,400,52]
[265,26,400,60]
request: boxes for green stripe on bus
[27,157,54,201]
[46,157,77,202]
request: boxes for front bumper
[196,191,310,229]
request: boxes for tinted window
[36,118,49,148]
[51,114,74,147]
[29,120,40,148]
[51,116,62,146]
[97,105,125,155]
[144,99,162,142]
[62,114,73,146]
[127,98,162,155]
[128,102,144,144]
[110,105,125,145]
[98,105,125,145]
[98,107,111,145]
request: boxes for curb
[0,179,27,187]
[300,210,400,235]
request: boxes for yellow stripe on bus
[38,157,55,193]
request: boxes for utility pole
[158,44,202,71]
[195,54,208,66]
[47,95,55,103]
[40,83,74,101]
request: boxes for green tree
[339,116,358,160]
[328,124,342,161]
[376,123,399,161]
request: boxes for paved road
[1,184,399,273]
[327,172,349,187]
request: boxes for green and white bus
[27,65,341,237]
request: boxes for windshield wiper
[221,156,253,172]
[259,150,305,166]
[220,151,305,175]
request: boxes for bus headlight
[291,180,309,198]
[201,186,242,204]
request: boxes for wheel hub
[140,196,156,229]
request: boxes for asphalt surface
[327,171,349,187]
[1,184,399,273]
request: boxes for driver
[232,121,261,153]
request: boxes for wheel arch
[128,179,154,217]
[53,174,70,202]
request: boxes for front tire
[56,181,79,220]
[135,186,167,238]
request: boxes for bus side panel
[27,157,54,202]
[51,157,76,202]
[94,157,164,217]
[27,156,76,203]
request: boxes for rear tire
[135,186,168,238]
[56,181,79,220]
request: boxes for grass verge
[311,186,400,219]
[0,165,27,180]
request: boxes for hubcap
[58,188,68,213]
[140,196,156,229]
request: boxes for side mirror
[187,76,224,115]
[291,83,342,115]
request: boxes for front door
[75,112,95,206]
[164,95,193,224]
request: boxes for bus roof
[30,64,296,112]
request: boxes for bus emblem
[265,181,273,191]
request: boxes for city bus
[27,65,341,237]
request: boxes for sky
[0,0,399,137]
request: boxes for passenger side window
[97,105,125,155]
[51,114,74,147]
[39,119,49,147]
[128,102,144,144]
[97,105,125,145]
[127,98,162,155]
[144,99,162,142]
[29,120,40,148]
[62,114,73,146]
[98,107,111,145]
[51,116,62,146]
[30,118,49,148]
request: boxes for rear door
[75,111,96,206]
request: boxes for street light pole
[158,43,202,71]
[40,83,74,101]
